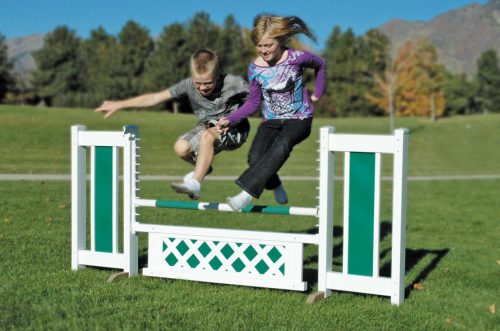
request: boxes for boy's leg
[193,127,219,182]
[171,126,203,199]
[174,126,203,165]
[173,138,196,165]
[171,126,220,200]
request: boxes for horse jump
[71,125,409,304]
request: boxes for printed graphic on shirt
[249,49,312,120]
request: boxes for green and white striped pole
[135,199,318,217]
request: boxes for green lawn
[0,105,499,330]
[1,105,499,176]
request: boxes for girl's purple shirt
[227,48,326,124]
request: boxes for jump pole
[71,124,408,304]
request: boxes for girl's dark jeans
[235,117,313,198]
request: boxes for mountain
[5,1,500,83]
[378,0,500,77]
[6,33,45,86]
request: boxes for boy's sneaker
[171,179,200,200]
[183,166,213,182]
[273,185,288,204]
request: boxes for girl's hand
[311,95,319,102]
[95,101,122,119]
[216,117,230,133]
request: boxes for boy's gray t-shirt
[168,74,249,124]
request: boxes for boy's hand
[95,101,121,119]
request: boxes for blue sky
[0,0,489,50]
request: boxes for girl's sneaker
[226,190,253,211]
[273,185,288,204]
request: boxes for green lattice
[160,237,287,277]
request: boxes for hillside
[6,34,45,86]
[6,1,500,82]
[379,0,500,76]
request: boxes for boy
[96,49,249,200]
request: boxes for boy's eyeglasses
[193,81,215,88]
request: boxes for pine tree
[185,12,220,53]
[141,23,190,94]
[116,21,154,98]
[323,27,354,116]
[442,72,478,115]
[476,49,500,113]
[79,27,120,106]
[216,15,254,78]
[32,26,81,106]
[0,32,12,101]
[323,27,390,117]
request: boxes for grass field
[1,105,499,330]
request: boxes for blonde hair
[190,49,220,76]
[251,15,316,46]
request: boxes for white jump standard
[71,124,409,304]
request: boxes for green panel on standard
[347,152,375,276]
[94,146,113,253]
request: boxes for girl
[217,15,326,210]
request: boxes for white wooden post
[391,128,409,304]
[123,126,139,276]
[311,126,335,301]
[71,125,87,270]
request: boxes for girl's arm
[225,78,262,125]
[300,51,327,100]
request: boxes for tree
[32,26,81,106]
[367,39,446,125]
[116,21,154,98]
[323,27,390,117]
[412,39,446,121]
[323,27,356,116]
[143,23,189,90]
[366,56,406,131]
[216,15,254,77]
[0,32,13,101]
[79,27,121,106]
[185,12,220,52]
[362,29,390,76]
[475,49,500,113]
[442,72,478,115]
[141,22,190,111]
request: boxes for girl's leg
[236,118,312,198]
[246,121,283,191]
[245,121,287,203]
[226,121,280,210]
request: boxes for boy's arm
[95,89,172,119]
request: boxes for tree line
[1,12,500,118]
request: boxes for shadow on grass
[403,248,449,298]
[134,221,448,301]
[303,222,449,297]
